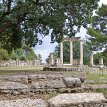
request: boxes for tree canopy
[87,4,107,51]
[0,0,99,51]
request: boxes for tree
[0,49,9,60]
[37,54,42,62]
[93,52,102,64]
[46,52,57,64]
[0,0,99,51]
[10,45,37,61]
[22,45,37,60]
[87,4,107,51]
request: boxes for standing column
[50,54,54,66]
[70,41,73,65]
[80,41,83,65]
[99,58,104,66]
[60,42,63,65]
[90,51,94,66]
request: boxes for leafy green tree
[0,0,99,51]
[87,4,107,51]
[93,52,102,65]
[10,45,37,61]
[87,5,107,65]
[22,45,37,60]
[37,54,42,62]
[46,52,57,64]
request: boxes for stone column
[60,42,63,65]
[99,58,104,66]
[70,41,73,65]
[90,51,94,66]
[80,41,83,65]
[16,59,19,66]
[50,54,54,66]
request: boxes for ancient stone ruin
[0,74,84,95]
[45,37,105,71]
[48,93,107,107]
[0,93,106,107]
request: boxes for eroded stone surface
[3,76,28,84]
[31,79,66,89]
[0,74,85,94]
[63,77,81,88]
[48,93,107,107]
[0,82,29,90]
[0,98,47,107]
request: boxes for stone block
[63,77,81,88]
[48,93,107,107]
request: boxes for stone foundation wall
[43,67,100,72]
[0,74,84,95]
[0,60,41,67]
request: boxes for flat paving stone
[0,98,47,107]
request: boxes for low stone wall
[0,74,84,95]
[0,59,41,67]
[43,67,100,72]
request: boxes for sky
[33,0,107,63]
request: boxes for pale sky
[34,0,107,63]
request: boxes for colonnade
[59,37,104,66]
[60,37,83,65]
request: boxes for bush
[0,49,9,60]
[20,56,27,61]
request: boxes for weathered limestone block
[0,98,47,107]
[48,93,107,107]
[31,79,66,89]
[63,77,81,88]
[0,82,29,94]
[28,74,62,83]
[2,76,28,84]
[0,82,29,90]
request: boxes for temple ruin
[60,37,83,65]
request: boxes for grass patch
[0,66,43,75]
[0,66,43,70]
[86,89,107,98]
[86,71,107,83]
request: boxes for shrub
[0,49,9,60]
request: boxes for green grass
[0,66,43,75]
[0,66,43,70]
[86,71,107,83]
